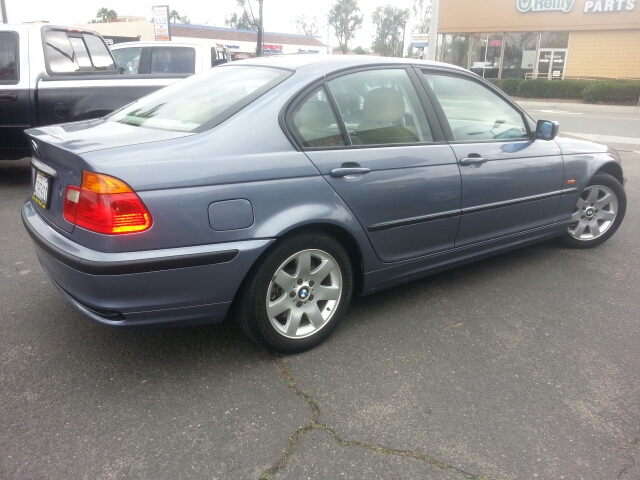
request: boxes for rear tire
[235,232,353,353]
[560,172,626,249]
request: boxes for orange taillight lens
[64,172,152,235]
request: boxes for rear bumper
[22,200,273,327]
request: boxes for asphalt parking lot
[1,136,639,478]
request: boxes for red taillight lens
[63,172,152,234]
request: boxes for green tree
[224,11,257,30]
[371,5,410,57]
[352,45,369,55]
[95,7,117,22]
[225,1,262,31]
[328,0,363,54]
[411,0,431,34]
[294,15,320,37]
[169,10,191,24]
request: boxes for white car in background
[111,41,231,75]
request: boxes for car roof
[111,41,206,48]
[230,54,468,75]
[0,23,104,36]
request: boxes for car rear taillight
[63,171,152,234]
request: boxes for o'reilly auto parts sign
[517,0,635,12]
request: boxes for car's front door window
[423,73,529,141]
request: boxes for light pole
[1,0,8,24]
[427,0,439,61]
[256,0,264,57]
[325,14,331,54]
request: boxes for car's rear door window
[327,68,433,146]
[0,31,18,83]
[423,73,529,141]
[290,86,346,148]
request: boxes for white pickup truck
[0,24,186,160]
[111,41,232,75]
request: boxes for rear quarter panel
[73,88,379,272]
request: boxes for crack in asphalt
[259,356,493,480]
[617,437,640,480]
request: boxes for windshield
[107,65,291,132]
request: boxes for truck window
[68,37,92,68]
[83,33,117,70]
[112,47,142,74]
[211,45,231,67]
[151,47,195,74]
[44,30,116,74]
[0,31,18,83]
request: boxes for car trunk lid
[26,120,193,234]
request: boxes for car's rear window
[107,65,291,132]
[44,30,117,74]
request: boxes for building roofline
[168,23,322,40]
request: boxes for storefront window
[470,33,503,79]
[440,34,470,69]
[540,32,569,49]
[502,32,539,79]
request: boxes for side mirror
[535,120,559,140]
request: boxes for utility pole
[1,0,8,24]
[256,0,264,56]
[325,14,331,54]
[427,0,439,61]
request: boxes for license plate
[32,170,51,209]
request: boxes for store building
[436,0,640,79]
[76,20,327,60]
[170,24,327,59]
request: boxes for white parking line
[563,132,640,146]
[536,109,583,115]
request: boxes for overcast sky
[5,0,418,48]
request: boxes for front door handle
[459,155,487,166]
[0,92,18,102]
[330,167,371,177]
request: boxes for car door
[288,67,461,263]
[420,71,564,248]
[0,29,31,159]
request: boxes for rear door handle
[330,167,371,177]
[0,92,17,102]
[459,155,487,166]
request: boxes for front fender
[554,136,625,223]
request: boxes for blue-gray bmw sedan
[22,55,626,352]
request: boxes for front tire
[235,232,353,353]
[560,172,626,248]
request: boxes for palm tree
[96,7,117,22]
